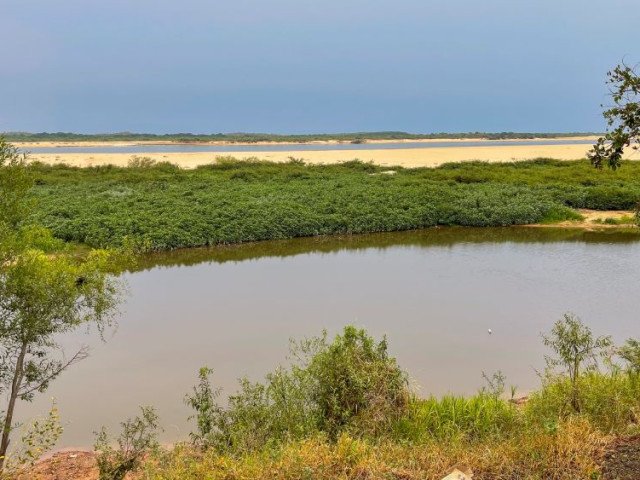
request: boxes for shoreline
[13,136,601,149]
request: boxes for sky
[1,0,638,134]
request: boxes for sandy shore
[15,136,601,149]
[531,209,637,229]
[26,142,637,169]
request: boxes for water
[22,139,595,154]
[20,228,640,447]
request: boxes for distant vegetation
[26,157,639,251]
[4,131,599,144]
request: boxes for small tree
[0,138,122,470]
[184,366,224,449]
[4,402,63,473]
[542,313,612,412]
[588,63,640,170]
[94,406,160,480]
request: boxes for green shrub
[184,327,410,453]
[541,313,612,412]
[304,326,409,438]
[94,406,161,480]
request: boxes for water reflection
[136,227,640,270]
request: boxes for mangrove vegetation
[25,157,640,251]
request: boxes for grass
[592,215,637,225]
[26,158,640,251]
[140,421,607,479]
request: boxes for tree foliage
[0,137,121,470]
[542,313,612,412]
[589,63,640,170]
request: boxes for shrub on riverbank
[184,327,410,453]
[28,158,640,250]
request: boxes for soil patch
[601,435,640,480]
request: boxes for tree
[588,63,640,170]
[0,138,122,470]
[542,313,612,412]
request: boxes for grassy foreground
[28,158,640,251]
[84,321,640,480]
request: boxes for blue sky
[1,0,637,134]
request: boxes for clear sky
[1,0,637,134]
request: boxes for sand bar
[15,136,601,149]
[26,142,638,169]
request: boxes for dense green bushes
[27,158,640,250]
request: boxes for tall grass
[395,394,520,442]
[141,419,607,480]
[526,371,640,434]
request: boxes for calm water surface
[21,228,640,447]
[23,139,594,154]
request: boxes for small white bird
[487,329,493,335]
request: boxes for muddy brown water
[19,227,640,447]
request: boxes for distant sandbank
[14,136,601,150]
[26,141,638,169]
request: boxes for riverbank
[17,435,640,480]
[14,135,601,149]
[28,158,640,250]
[24,141,624,168]
[15,320,640,480]
[533,209,637,228]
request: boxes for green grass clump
[395,393,520,442]
[27,158,640,250]
[592,215,637,225]
[526,371,640,434]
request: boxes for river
[21,227,640,447]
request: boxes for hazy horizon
[2,0,637,134]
